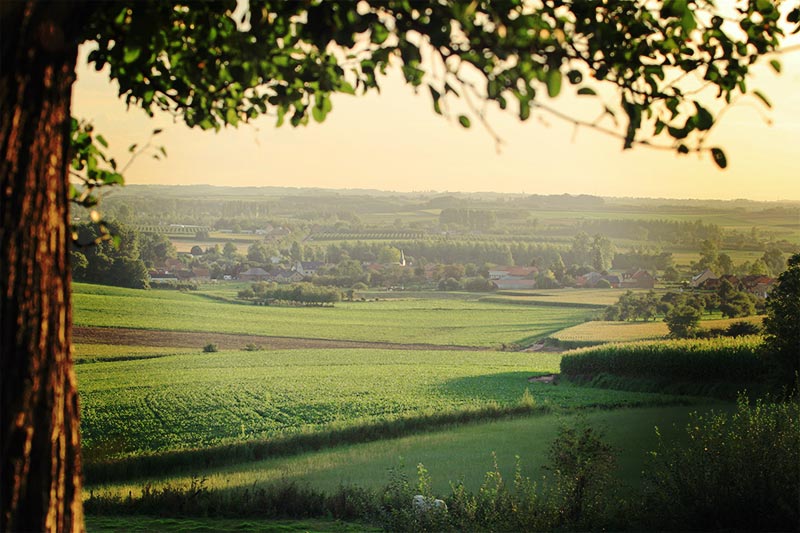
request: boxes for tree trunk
[1,3,89,531]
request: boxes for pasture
[72,283,591,348]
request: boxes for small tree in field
[665,305,702,338]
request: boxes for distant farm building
[239,267,270,282]
[620,269,656,289]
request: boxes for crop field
[560,337,765,390]
[72,283,591,347]
[77,347,684,462]
[552,316,764,344]
[74,344,191,364]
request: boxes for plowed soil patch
[73,326,481,351]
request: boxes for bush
[664,305,701,338]
[725,320,762,337]
[639,396,800,531]
[242,343,262,351]
[202,343,218,353]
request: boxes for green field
[77,348,683,461]
[72,283,591,347]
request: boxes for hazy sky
[72,30,800,202]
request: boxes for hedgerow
[559,336,765,384]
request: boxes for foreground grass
[72,283,590,348]
[86,515,378,532]
[88,404,714,498]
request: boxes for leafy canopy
[79,0,799,167]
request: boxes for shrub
[242,343,262,351]
[202,343,218,353]
[725,320,762,337]
[639,396,800,531]
[664,305,701,338]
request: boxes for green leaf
[128,143,138,153]
[681,10,697,34]
[95,135,108,148]
[458,115,471,128]
[711,147,727,169]
[577,87,597,96]
[753,90,772,108]
[312,105,326,123]
[152,128,163,135]
[123,46,141,64]
[694,103,713,130]
[546,69,562,98]
[429,86,442,115]
[677,144,689,154]
[225,107,239,125]
[769,59,782,74]
[339,81,356,95]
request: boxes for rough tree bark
[1,3,91,531]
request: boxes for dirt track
[73,326,483,352]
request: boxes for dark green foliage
[240,282,341,306]
[202,343,218,353]
[438,278,462,291]
[605,290,660,321]
[544,422,620,529]
[71,221,149,289]
[138,232,176,268]
[462,277,496,292]
[664,305,701,338]
[725,320,762,337]
[560,338,767,385]
[640,396,800,531]
[763,253,800,391]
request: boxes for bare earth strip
[73,326,484,352]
